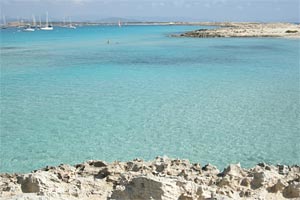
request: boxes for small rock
[244,189,252,197]
[217,176,231,187]
[126,162,142,172]
[192,163,202,173]
[241,178,251,187]
[267,179,288,193]
[95,168,111,179]
[251,172,265,189]
[283,181,300,198]
[202,164,219,174]
[155,164,166,173]
[17,172,59,193]
[258,163,266,168]
[178,193,193,200]
[110,175,180,199]
[221,163,245,177]
[278,165,289,175]
[57,172,70,183]
[89,161,107,168]
[265,166,271,171]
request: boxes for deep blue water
[0,25,299,173]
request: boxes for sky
[1,0,299,22]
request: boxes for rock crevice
[1,157,299,199]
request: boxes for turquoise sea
[0,25,299,173]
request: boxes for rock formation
[0,157,299,199]
[175,23,300,38]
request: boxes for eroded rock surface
[176,23,300,38]
[1,157,299,199]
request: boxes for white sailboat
[41,12,53,31]
[36,15,42,29]
[33,15,36,28]
[23,15,36,32]
[2,15,7,29]
[17,16,23,28]
[62,16,66,27]
[23,26,35,31]
[68,17,76,29]
[118,20,122,28]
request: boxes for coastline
[173,22,300,38]
[4,21,300,39]
[1,22,299,199]
[1,157,299,199]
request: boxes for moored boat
[40,12,53,31]
[23,26,35,32]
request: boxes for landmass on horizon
[3,21,299,39]
[175,22,300,38]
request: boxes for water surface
[1,25,299,172]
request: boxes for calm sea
[0,25,299,173]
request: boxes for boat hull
[23,28,35,32]
[41,27,53,31]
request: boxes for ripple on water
[0,26,299,173]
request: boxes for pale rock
[110,175,180,200]
[192,163,202,173]
[202,164,220,175]
[222,163,245,177]
[178,23,300,38]
[17,172,60,193]
[1,157,300,200]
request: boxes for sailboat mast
[3,15,6,26]
[39,16,41,27]
[40,12,53,30]
[32,14,36,27]
[46,12,49,27]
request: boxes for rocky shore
[1,157,299,199]
[176,23,300,38]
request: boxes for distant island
[3,21,208,28]
[174,22,300,38]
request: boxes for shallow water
[1,25,299,173]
